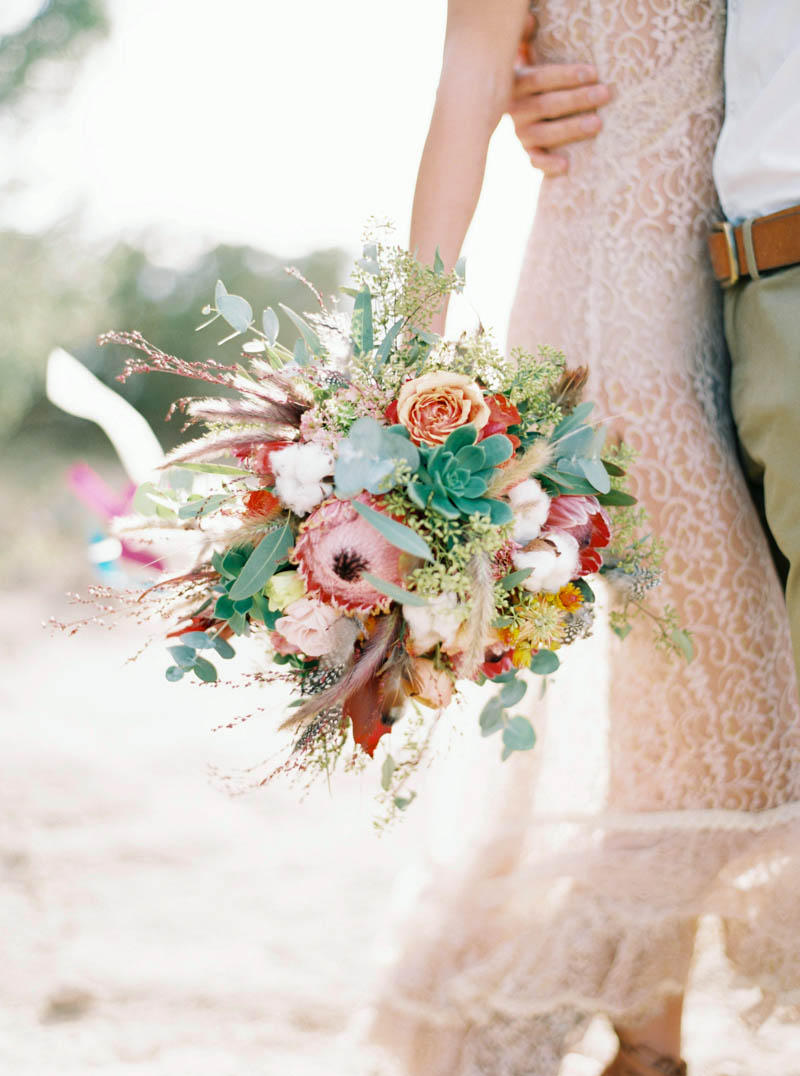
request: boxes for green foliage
[228,522,293,600]
[209,545,284,635]
[360,572,427,607]
[351,499,434,562]
[529,649,560,675]
[163,629,235,684]
[350,229,463,337]
[501,716,536,760]
[478,676,536,761]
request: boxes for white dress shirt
[713,0,800,223]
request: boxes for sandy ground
[4,576,800,1076]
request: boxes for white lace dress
[372,2,800,1073]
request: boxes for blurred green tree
[0,227,346,449]
[0,0,108,107]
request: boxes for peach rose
[409,657,454,710]
[397,372,490,446]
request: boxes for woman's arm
[410,0,530,286]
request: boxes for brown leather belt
[708,203,800,287]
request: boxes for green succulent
[407,424,514,524]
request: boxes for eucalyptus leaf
[351,500,433,562]
[433,247,444,275]
[501,716,536,760]
[165,665,184,682]
[192,656,218,683]
[279,303,322,355]
[217,293,253,334]
[491,669,518,684]
[180,631,212,648]
[579,457,612,494]
[293,338,310,367]
[361,572,428,607]
[611,621,633,641]
[551,401,595,441]
[210,636,236,660]
[214,279,227,306]
[554,425,596,458]
[499,677,528,707]
[454,255,466,282]
[530,649,560,675]
[479,699,504,737]
[168,645,197,669]
[229,523,293,600]
[394,793,416,811]
[262,307,279,345]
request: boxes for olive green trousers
[724,263,800,688]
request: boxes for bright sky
[2,0,540,340]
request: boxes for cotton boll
[271,443,334,516]
[513,531,580,593]
[508,478,551,543]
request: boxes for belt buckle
[713,220,740,287]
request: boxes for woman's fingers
[513,62,600,98]
[525,148,569,176]
[516,110,603,151]
[510,80,610,123]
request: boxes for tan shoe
[600,1039,687,1076]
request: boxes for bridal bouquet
[92,234,688,816]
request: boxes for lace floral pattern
[372,2,800,1073]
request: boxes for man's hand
[510,15,609,176]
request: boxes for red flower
[478,393,521,451]
[243,490,282,519]
[481,650,514,679]
[384,399,399,424]
[544,495,611,575]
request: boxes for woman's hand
[509,16,610,176]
